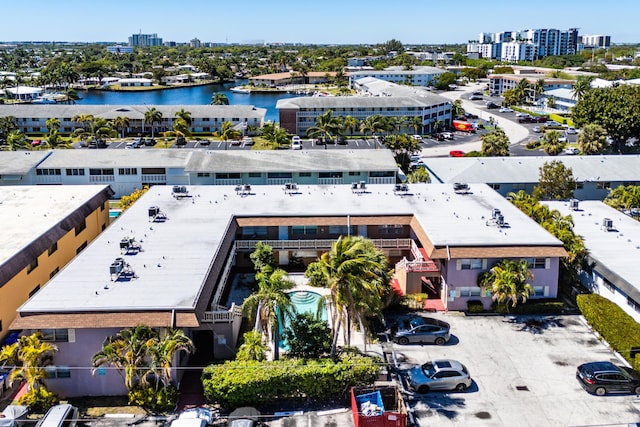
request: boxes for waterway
[75,81,300,123]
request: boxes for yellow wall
[0,201,110,341]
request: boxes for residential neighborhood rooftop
[0,151,50,175]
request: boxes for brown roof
[430,246,568,259]
[10,311,200,330]
[250,71,338,80]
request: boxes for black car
[464,112,479,120]
[576,361,640,396]
[486,102,500,109]
[518,116,536,123]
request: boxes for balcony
[141,174,167,183]
[235,238,412,251]
[202,303,242,323]
[89,175,115,183]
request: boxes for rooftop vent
[235,184,252,196]
[352,181,367,194]
[492,208,501,219]
[602,217,614,231]
[394,183,409,196]
[284,182,299,194]
[453,183,470,194]
[120,236,142,254]
[148,206,167,223]
[172,185,190,199]
[109,257,135,281]
[570,199,579,211]
[486,210,508,228]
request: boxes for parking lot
[386,312,640,427]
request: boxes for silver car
[407,359,472,393]
[392,316,451,345]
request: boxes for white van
[36,404,78,427]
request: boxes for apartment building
[0,185,113,341]
[11,182,564,397]
[348,66,445,88]
[467,28,579,61]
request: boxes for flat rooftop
[0,151,50,175]
[20,183,561,313]
[0,185,111,266]
[425,156,640,184]
[544,200,640,290]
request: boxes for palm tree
[577,123,606,154]
[542,130,566,156]
[0,332,57,392]
[3,130,29,151]
[218,121,241,149]
[144,107,163,138]
[451,100,465,117]
[174,108,192,127]
[305,110,342,143]
[360,115,388,140]
[211,93,229,105]
[111,116,130,138]
[479,259,534,310]
[305,236,390,358]
[342,115,359,136]
[72,113,94,134]
[92,325,157,390]
[173,117,192,139]
[235,330,268,362]
[63,88,79,104]
[604,185,640,211]
[514,78,531,104]
[410,116,423,136]
[0,115,17,137]
[572,76,594,100]
[74,117,115,143]
[45,129,73,149]
[45,117,60,133]
[242,267,295,360]
[481,128,510,157]
[149,328,194,387]
[534,78,546,102]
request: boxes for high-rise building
[467,28,581,61]
[578,34,611,49]
[128,32,163,47]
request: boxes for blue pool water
[279,290,328,350]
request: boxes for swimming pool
[278,290,328,350]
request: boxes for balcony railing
[318,177,344,185]
[236,238,412,251]
[214,179,242,186]
[141,174,166,183]
[202,303,243,323]
[89,175,115,183]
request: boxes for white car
[565,147,579,155]
[291,136,302,150]
[499,107,514,113]
[558,135,568,143]
[411,135,422,141]
[566,127,578,134]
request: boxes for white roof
[20,183,561,313]
[424,156,640,184]
[544,200,640,295]
[0,185,111,266]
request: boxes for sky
[1,0,638,45]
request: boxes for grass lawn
[68,396,148,417]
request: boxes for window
[298,172,311,178]
[526,258,547,269]
[460,259,483,270]
[329,225,355,235]
[50,267,59,279]
[348,172,361,176]
[197,172,211,177]
[118,168,137,175]
[89,168,114,176]
[488,184,501,190]
[41,329,69,342]
[576,182,584,189]
[48,242,58,256]
[29,285,40,297]
[628,297,640,312]
[319,172,343,178]
[65,168,85,176]
[76,241,87,254]
[27,259,38,274]
[602,278,616,293]
[45,366,71,379]
[378,225,404,235]
[458,287,482,297]
[36,168,61,176]
[75,219,86,236]
[292,226,317,235]
[101,202,106,211]
[597,182,611,190]
[215,173,241,179]
[267,172,293,179]
[248,172,262,178]
[141,167,166,174]
[241,226,268,237]
[369,171,394,178]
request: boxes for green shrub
[493,299,564,314]
[202,354,381,408]
[577,294,640,369]
[127,385,178,412]
[466,300,485,313]
[18,387,59,413]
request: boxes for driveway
[386,312,640,427]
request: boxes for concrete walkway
[421,82,530,157]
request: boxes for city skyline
[1,0,637,46]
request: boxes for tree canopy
[533,160,576,200]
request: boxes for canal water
[75,81,299,123]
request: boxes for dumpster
[351,383,407,427]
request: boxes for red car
[449,150,465,157]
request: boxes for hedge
[493,299,565,315]
[577,294,640,370]
[201,353,381,408]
